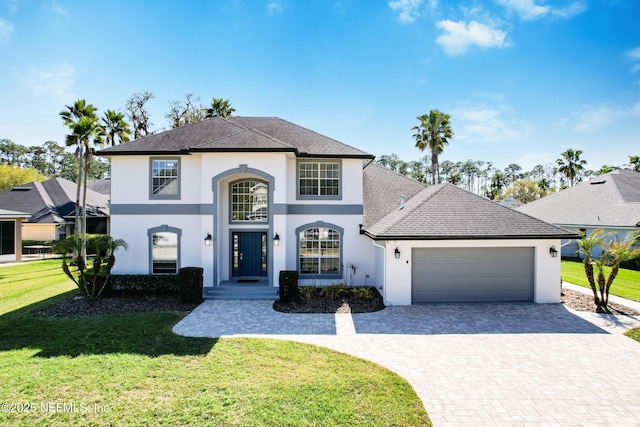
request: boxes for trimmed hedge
[178,267,204,303]
[279,271,299,303]
[108,274,180,295]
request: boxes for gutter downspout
[372,239,391,306]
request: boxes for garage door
[411,247,534,303]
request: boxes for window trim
[149,157,181,200]
[296,159,342,200]
[229,178,269,224]
[295,221,344,279]
[0,220,15,256]
[147,225,182,274]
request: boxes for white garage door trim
[411,247,534,303]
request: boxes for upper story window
[230,179,268,222]
[297,160,341,200]
[150,158,180,199]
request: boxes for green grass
[561,259,640,302]
[0,260,431,426]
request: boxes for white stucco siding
[382,239,561,305]
[110,215,211,278]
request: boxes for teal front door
[232,232,267,278]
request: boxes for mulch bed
[32,294,199,317]
[561,287,640,316]
[273,289,386,314]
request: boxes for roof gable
[98,116,373,158]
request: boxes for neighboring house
[98,116,574,305]
[0,178,110,241]
[87,178,111,195]
[516,169,640,257]
[0,209,31,262]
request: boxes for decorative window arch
[230,178,269,222]
[296,222,343,279]
[147,225,182,274]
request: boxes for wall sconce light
[273,233,280,246]
[204,233,212,247]
[394,247,401,259]
[549,245,558,258]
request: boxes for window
[0,221,15,256]
[150,158,180,199]
[298,160,341,199]
[230,179,268,222]
[298,226,341,277]
[149,227,180,274]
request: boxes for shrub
[178,267,204,303]
[279,271,299,303]
[351,287,374,300]
[108,274,181,294]
[320,283,349,300]
[298,286,317,303]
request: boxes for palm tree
[204,98,235,118]
[60,99,98,246]
[412,109,454,185]
[66,115,105,264]
[556,148,587,187]
[628,155,640,172]
[102,110,131,146]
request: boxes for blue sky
[0,0,638,172]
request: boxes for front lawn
[0,260,430,426]
[561,259,640,302]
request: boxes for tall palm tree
[102,110,131,146]
[60,99,98,245]
[204,98,235,118]
[65,114,105,265]
[556,148,587,187]
[412,109,454,185]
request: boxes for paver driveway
[174,301,640,426]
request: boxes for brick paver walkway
[174,301,640,426]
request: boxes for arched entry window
[230,179,268,222]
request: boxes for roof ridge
[33,181,65,223]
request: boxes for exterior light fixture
[549,245,558,258]
[274,233,280,246]
[394,247,401,259]
[204,233,212,247]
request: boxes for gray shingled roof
[0,209,31,218]
[363,163,575,240]
[516,169,640,228]
[87,178,111,195]
[98,117,373,158]
[0,178,109,224]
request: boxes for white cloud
[627,47,640,60]
[8,0,19,14]
[436,20,509,56]
[267,2,283,15]
[42,0,69,19]
[572,105,625,133]
[551,1,587,19]
[17,63,77,100]
[631,103,640,117]
[389,0,422,23]
[496,0,586,20]
[495,0,549,20]
[0,18,13,44]
[455,106,520,143]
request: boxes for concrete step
[204,285,279,301]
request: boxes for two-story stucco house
[98,116,575,305]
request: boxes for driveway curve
[174,301,640,426]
